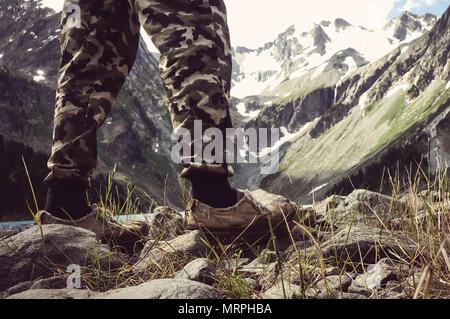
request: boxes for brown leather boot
[36,204,149,253]
[185,189,297,243]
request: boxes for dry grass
[1,160,448,299]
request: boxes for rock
[0,281,34,299]
[312,195,347,229]
[238,260,277,276]
[150,206,185,240]
[347,282,372,297]
[0,225,123,292]
[353,258,399,289]
[314,275,352,294]
[323,266,339,276]
[316,225,415,264]
[262,280,302,299]
[239,260,279,290]
[375,289,406,299]
[175,258,216,285]
[7,279,222,299]
[1,276,74,299]
[244,278,262,291]
[259,249,277,264]
[324,190,407,227]
[221,258,250,271]
[98,279,221,299]
[276,225,319,250]
[338,292,367,299]
[134,230,209,272]
[28,276,68,290]
[385,280,403,293]
[307,290,368,299]
[7,289,99,299]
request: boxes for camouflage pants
[45,0,234,187]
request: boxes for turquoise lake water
[0,214,155,233]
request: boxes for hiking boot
[36,204,149,253]
[185,189,298,242]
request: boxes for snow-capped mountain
[231,12,438,100]
[231,7,449,202]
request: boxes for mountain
[230,12,437,102]
[230,7,449,202]
[0,0,180,220]
[1,0,448,220]
[384,11,438,42]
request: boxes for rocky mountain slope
[231,7,449,203]
[1,187,448,299]
[0,0,180,220]
[231,11,437,101]
[0,0,448,220]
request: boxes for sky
[41,0,449,49]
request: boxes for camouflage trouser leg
[45,0,141,187]
[45,0,234,187]
[131,0,234,179]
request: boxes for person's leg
[44,0,141,219]
[131,0,237,207]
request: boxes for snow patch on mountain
[386,83,410,98]
[236,102,260,118]
[33,69,46,82]
[359,91,370,110]
[39,0,62,12]
[231,13,437,99]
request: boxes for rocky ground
[0,188,449,299]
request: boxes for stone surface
[337,292,367,299]
[98,279,222,299]
[328,189,407,227]
[347,282,372,297]
[353,258,399,289]
[244,278,262,291]
[150,206,185,240]
[0,224,123,292]
[238,260,277,276]
[315,225,415,264]
[1,276,72,299]
[7,288,99,299]
[0,281,34,299]
[262,280,302,299]
[29,276,68,290]
[6,279,222,299]
[175,258,216,285]
[314,275,352,294]
[134,230,209,271]
[221,258,250,271]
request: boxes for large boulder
[6,288,99,299]
[134,230,209,272]
[99,279,221,299]
[304,225,415,265]
[262,280,302,299]
[6,279,222,299]
[352,258,399,290]
[175,258,216,285]
[314,190,407,228]
[0,224,123,292]
[149,206,185,240]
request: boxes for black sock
[190,172,238,208]
[44,180,90,220]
